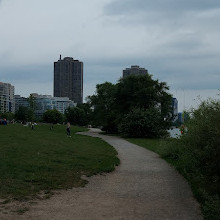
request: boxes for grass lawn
[0,124,119,201]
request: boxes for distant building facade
[31,93,77,117]
[0,82,15,113]
[15,95,29,111]
[178,113,183,124]
[178,112,189,124]
[172,98,178,122]
[123,65,148,78]
[54,55,83,104]
[15,93,77,118]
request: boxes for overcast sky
[0,0,219,111]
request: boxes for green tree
[43,109,63,124]
[0,112,14,121]
[15,106,34,122]
[88,75,173,136]
[65,107,87,126]
[28,94,36,110]
[87,82,118,132]
[77,103,93,125]
[119,107,167,137]
[115,75,172,118]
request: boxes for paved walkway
[1,129,203,220]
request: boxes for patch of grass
[15,207,29,215]
[0,199,11,205]
[0,124,119,200]
[127,137,220,220]
[127,138,167,154]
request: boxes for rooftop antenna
[59,54,61,60]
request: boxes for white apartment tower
[0,82,15,113]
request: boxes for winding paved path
[2,129,203,219]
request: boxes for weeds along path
[2,128,203,220]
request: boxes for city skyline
[0,0,220,112]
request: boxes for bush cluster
[162,98,220,219]
[183,99,220,185]
[119,107,168,137]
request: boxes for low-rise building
[14,95,29,111]
[31,93,77,117]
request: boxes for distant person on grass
[3,119,7,125]
[66,122,71,137]
[180,124,185,134]
[50,123,54,130]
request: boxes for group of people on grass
[35,121,72,137]
[0,119,7,125]
[0,117,72,136]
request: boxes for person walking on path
[66,122,71,137]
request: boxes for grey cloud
[148,56,220,90]
[85,53,220,91]
[103,0,220,28]
[105,0,220,16]
[1,56,219,99]
[0,64,52,83]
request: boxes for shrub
[43,109,63,124]
[183,99,220,186]
[161,98,220,219]
[65,107,88,126]
[101,112,118,134]
[119,107,169,137]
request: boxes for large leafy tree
[15,106,34,122]
[88,74,173,137]
[64,107,87,126]
[77,103,92,125]
[43,109,63,124]
[88,82,118,132]
[119,107,166,137]
[115,75,172,135]
[115,75,171,115]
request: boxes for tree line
[2,73,174,137]
[5,104,91,126]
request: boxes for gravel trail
[1,128,203,220]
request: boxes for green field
[0,124,119,200]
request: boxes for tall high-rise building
[54,55,83,104]
[0,82,15,113]
[123,65,148,78]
